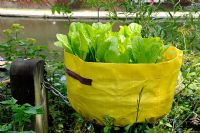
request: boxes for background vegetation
[0,0,200,132]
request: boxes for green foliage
[52,4,71,14]
[0,24,47,61]
[51,0,80,15]
[56,22,166,64]
[0,98,43,132]
[0,124,12,132]
[33,0,41,3]
[1,0,200,132]
[103,116,113,133]
[51,1,199,129]
[68,113,95,133]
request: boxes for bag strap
[64,67,92,86]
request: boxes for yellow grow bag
[64,46,183,126]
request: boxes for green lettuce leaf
[119,23,142,38]
[55,22,165,64]
[55,34,72,53]
[130,36,164,63]
[104,36,129,63]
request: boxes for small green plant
[33,0,73,14]
[0,98,43,132]
[51,1,72,15]
[69,113,95,133]
[136,87,144,123]
[0,24,47,61]
[103,115,114,133]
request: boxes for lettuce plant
[55,22,166,63]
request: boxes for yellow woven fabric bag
[64,46,183,126]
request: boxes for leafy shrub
[0,98,43,132]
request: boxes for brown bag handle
[64,67,92,86]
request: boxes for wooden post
[10,59,48,133]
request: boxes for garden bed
[0,1,200,132]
